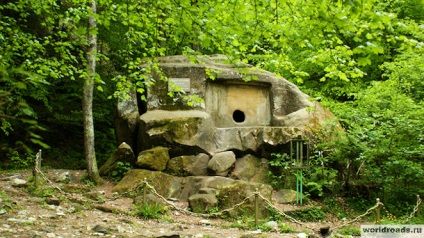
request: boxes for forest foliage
[1,0,423,215]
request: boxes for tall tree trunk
[83,0,100,184]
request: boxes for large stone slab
[138,110,216,155]
[139,110,312,156]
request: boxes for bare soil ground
[0,169,345,238]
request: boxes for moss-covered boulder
[136,146,170,171]
[112,169,182,199]
[99,142,135,176]
[217,180,273,218]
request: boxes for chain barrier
[333,199,384,231]
[134,180,424,231]
[34,166,67,195]
[257,193,317,231]
[405,195,422,223]
[136,180,318,232]
[132,179,257,218]
[29,163,423,232]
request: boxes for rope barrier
[132,179,257,218]
[121,179,424,233]
[405,195,422,223]
[31,162,423,233]
[34,166,67,195]
[333,200,383,231]
[257,193,317,231]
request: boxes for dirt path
[0,169,333,238]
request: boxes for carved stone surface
[134,55,335,157]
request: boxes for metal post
[296,171,298,204]
[291,138,308,205]
[417,195,421,217]
[376,198,381,223]
[296,141,300,164]
[299,140,303,165]
[34,149,42,189]
[143,178,147,204]
[255,188,259,228]
[300,169,303,205]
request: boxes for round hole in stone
[232,109,245,123]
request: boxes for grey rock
[167,153,210,176]
[188,153,210,176]
[115,87,140,151]
[198,188,216,195]
[138,110,216,154]
[45,197,61,206]
[113,168,275,215]
[263,221,279,232]
[55,171,69,183]
[241,230,263,238]
[86,191,103,201]
[166,155,196,176]
[231,154,269,183]
[12,178,27,187]
[93,224,109,234]
[153,232,180,238]
[207,151,236,176]
[199,219,211,225]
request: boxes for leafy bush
[320,78,424,215]
[268,153,292,189]
[286,206,326,222]
[269,151,338,198]
[111,161,132,181]
[338,226,361,236]
[3,151,35,170]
